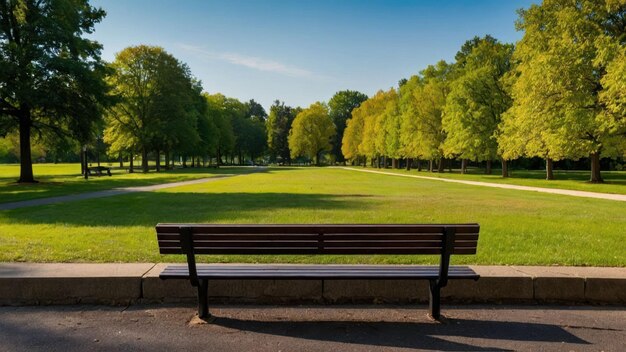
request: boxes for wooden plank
[156,233,479,241]
[156,223,480,234]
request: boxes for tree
[328,90,367,163]
[399,61,453,172]
[204,93,235,165]
[104,45,199,173]
[379,89,402,168]
[245,99,268,122]
[266,100,298,164]
[502,0,626,182]
[357,90,397,167]
[0,0,108,182]
[288,102,335,165]
[443,37,514,177]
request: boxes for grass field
[0,166,623,266]
[345,166,626,195]
[0,163,242,204]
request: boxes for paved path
[341,167,626,202]
[0,305,624,351]
[0,175,235,211]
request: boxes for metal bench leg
[197,279,210,319]
[428,280,441,320]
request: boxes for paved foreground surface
[341,167,626,202]
[0,305,624,351]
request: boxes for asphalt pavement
[0,304,624,351]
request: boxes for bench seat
[160,264,479,280]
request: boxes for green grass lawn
[0,167,623,266]
[342,166,626,195]
[0,163,247,204]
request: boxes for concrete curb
[0,263,624,306]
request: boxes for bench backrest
[156,224,480,256]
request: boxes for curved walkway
[0,175,233,211]
[340,167,626,202]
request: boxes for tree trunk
[80,149,85,175]
[406,158,412,171]
[461,159,467,174]
[83,147,88,180]
[392,158,398,169]
[429,160,434,172]
[18,109,35,183]
[437,158,444,173]
[485,160,492,175]
[129,149,134,173]
[155,150,161,172]
[142,147,149,173]
[546,158,554,180]
[119,153,123,168]
[501,158,509,178]
[165,152,170,170]
[417,159,422,172]
[590,152,603,183]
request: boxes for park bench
[155,224,480,320]
[87,166,112,176]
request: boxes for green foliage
[328,90,368,162]
[443,37,514,162]
[288,102,335,165]
[0,0,109,182]
[104,45,201,171]
[498,0,626,181]
[266,101,298,163]
[204,93,236,164]
[356,90,395,161]
[399,61,453,162]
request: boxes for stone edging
[1,263,624,306]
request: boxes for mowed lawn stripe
[0,167,623,266]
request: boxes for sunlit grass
[344,166,626,195]
[0,167,623,266]
[0,163,247,204]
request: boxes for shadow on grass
[3,192,370,227]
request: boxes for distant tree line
[1,0,624,183]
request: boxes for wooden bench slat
[159,264,479,280]
[156,224,480,234]
[157,240,478,248]
[156,233,479,241]
[159,247,477,255]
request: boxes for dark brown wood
[155,223,480,321]
[155,223,480,234]
[156,233,479,241]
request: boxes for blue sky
[90,0,536,111]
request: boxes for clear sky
[90,0,536,111]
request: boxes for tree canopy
[328,90,368,163]
[288,102,335,165]
[0,0,108,182]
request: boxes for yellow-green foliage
[498,0,626,163]
[398,61,452,161]
[443,39,514,162]
[288,102,335,165]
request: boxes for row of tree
[342,0,625,182]
[103,45,268,173]
[1,0,624,182]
